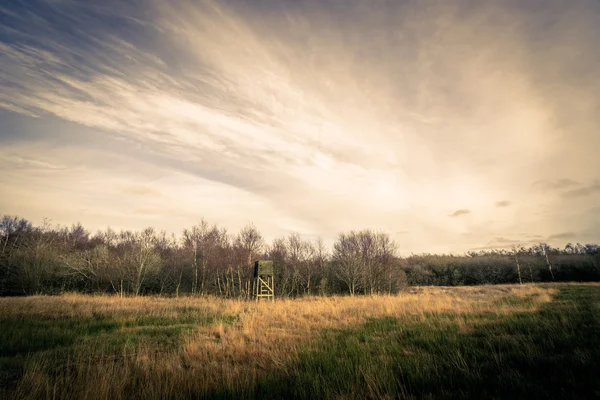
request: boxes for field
[1,284,599,399]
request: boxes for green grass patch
[0,305,236,395]
[0,314,119,357]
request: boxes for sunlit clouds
[1,0,599,253]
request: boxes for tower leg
[271,276,274,302]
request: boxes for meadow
[1,283,599,399]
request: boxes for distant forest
[1,215,599,296]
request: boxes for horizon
[2,213,598,258]
[1,0,599,254]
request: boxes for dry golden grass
[0,284,565,399]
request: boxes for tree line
[1,215,599,296]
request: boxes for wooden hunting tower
[253,260,274,301]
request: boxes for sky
[1,0,599,254]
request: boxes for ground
[1,283,599,399]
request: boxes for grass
[255,286,600,399]
[0,284,598,399]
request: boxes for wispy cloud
[122,185,162,197]
[491,236,524,245]
[562,181,600,198]
[533,179,580,190]
[548,232,577,240]
[0,154,65,170]
[495,201,511,207]
[450,209,470,218]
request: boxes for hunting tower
[253,260,274,301]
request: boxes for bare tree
[333,232,364,296]
[236,223,264,266]
[118,228,162,296]
[0,215,32,256]
[374,232,400,294]
[61,244,110,290]
[269,237,289,296]
[18,219,61,294]
[153,231,182,295]
[538,243,555,281]
[312,237,330,295]
[183,220,221,295]
[512,245,523,285]
[286,233,314,296]
[333,230,397,296]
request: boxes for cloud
[532,178,600,199]
[0,154,65,170]
[561,181,600,198]
[532,179,580,190]
[495,200,511,207]
[122,185,161,197]
[491,235,541,246]
[469,233,553,251]
[491,236,523,244]
[547,232,577,240]
[132,207,187,217]
[449,209,470,217]
[519,233,543,239]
